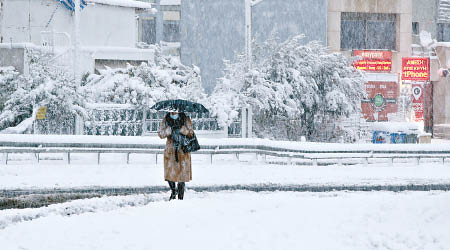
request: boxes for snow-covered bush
[212,35,366,141]
[0,50,87,133]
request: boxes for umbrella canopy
[150,99,209,113]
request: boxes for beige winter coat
[158,115,194,182]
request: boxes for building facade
[0,0,155,74]
[137,0,181,56]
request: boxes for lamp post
[73,0,81,84]
[244,0,264,70]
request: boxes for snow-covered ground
[0,191,449,250]
[1,148,450,250]
[1,153,450,189]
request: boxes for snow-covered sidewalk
[1,191,449,250]
[0,153,450,189]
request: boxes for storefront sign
[411,84,424,121]
[353,50,392,72]
[401,58,430,81]
[35,106,47,120]
[361,81,398,121]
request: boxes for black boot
[177,182,185,200]
[168,181,177,200]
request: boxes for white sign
[412,86,422,101]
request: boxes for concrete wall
[251,0,327,45]
[181,0,327,92]
[1,0,137,47]
[328,0,412,74]
[181,0,245,93]
[0,47,25,73]
[433,45,450,125]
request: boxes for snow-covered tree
[83,48,205,108]
[209,55,247,128]
[0,50,87,133]
[0,46,206,135]
[212,35,366,141]
[0,66,19,112]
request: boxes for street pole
[73,0,81,84]
[244,0,251,70]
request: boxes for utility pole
[73,0,81,84]
[244,0,264,70]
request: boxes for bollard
[2,153,7,165]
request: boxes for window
[341,13,397,50]
[141,18,156,45]
[438,23,450,42]
[163,21,180,42]
[412,22,419,35]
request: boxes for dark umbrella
[150,99,209,113]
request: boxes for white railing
[79,104,251,138]
[84,104,143,136]
[40,31,72,53]
[1,137,450,166]
[142,109,224,136]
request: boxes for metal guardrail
[2,140,450,166]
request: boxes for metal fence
[142,110,224,135]
[2,137,450,166]
[84,104,143,136]
[80,104,244,138]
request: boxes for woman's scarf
[165,113,187,162]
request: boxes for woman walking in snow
[158,111,194,200]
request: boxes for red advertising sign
[401,58,430,81]
[411,84,424,121]
[353,50,392,72]
[353,50,392,60]
[361,81,398,121]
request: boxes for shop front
[354,50,399,122]
[400,57,432,133]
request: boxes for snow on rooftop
[88,0,154,9]
[160,0,180,5]
[371,122,419,133]
[435,42,450,48]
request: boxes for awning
[88,0,154,9]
